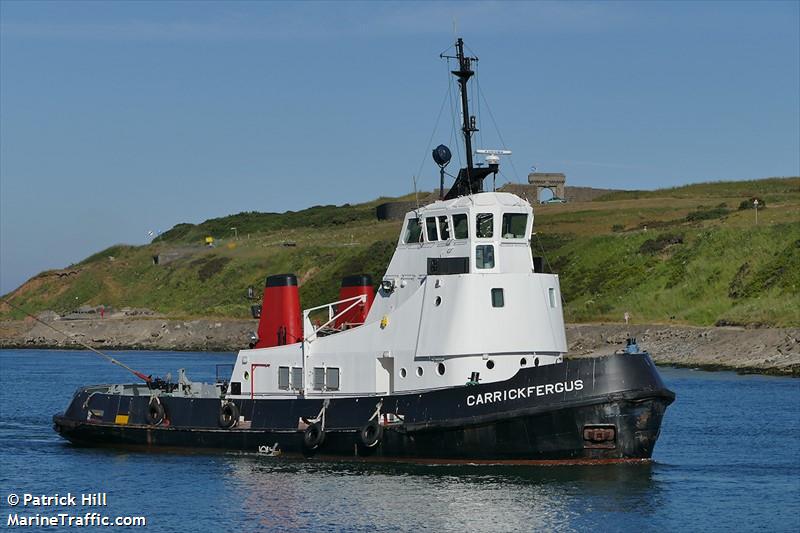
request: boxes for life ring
[359,419,383,448]
[303,422,325,450]
[218,401,239,429]
[146,399,166,426]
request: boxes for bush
[636,219,674,231]
[195,256,232,282]
[639,233,684,254]
[684,207,731,222]
[611,224,624,232]
[738,198,767,210]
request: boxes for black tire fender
[303,422,325,450]
[359,419,383,448]
[146,399,166,426]
[218,401,239,429]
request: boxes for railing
[302,294,367,342]
[215,364,234,384]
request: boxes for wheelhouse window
[476,245,495,269]
[452,214,469,239]
[549,288,557,308]
[425,217,438,241]
[476,213,494,238]
[491,288,504,307]
[403,218,423,244]
[502,213,528,239]
[438,216,450,240]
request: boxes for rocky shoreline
[1,317,798,376]
[566,323,799,377]
[0,317,255,353]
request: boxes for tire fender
[303,422,325,450]
[359,419,383,448]
[219,401,239,429]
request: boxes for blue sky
[1,1,798,294]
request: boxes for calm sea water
[0,349,798,532]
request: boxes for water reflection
[224,457,661,532]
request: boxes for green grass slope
[2,177,798,327]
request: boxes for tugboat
[53,38,674,463]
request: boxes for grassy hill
[2,177,798,327]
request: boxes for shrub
[738,198,767,210]
[196,256,232,282]
[684,207,731,222]
[639,233,684,255]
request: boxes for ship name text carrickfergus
[466,379,585,406]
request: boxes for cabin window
[549,287,557,308]
[326,368,340,391]
[452,214,468,239]
[438,216,450,240]
[476,213,494,238]
[278,366,290,390]
[476,245,495,269]
[502,213,528,239]
[312,367,340,391]
[403,218,423,244]
[425,217,439,241]
[491,288,504,307]
[313,367,325,390]
[291,367,303,390]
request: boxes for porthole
[416,366,424,377]
[400,368,407,378]
[243,371,250,381]
[435,296,442,306]
[486,360,495,370]
[534,357,540,367]
[520,358,527,367]
[437,363,446,376]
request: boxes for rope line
[477,83,524,185]
[414,82,451,188]
[1,298,152,383]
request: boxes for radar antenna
[476,149,512,191]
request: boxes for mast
[453,38,477,175]
[441,38,493,200]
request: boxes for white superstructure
[228,191,567,400]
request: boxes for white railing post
[303,294,368,343]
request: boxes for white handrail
[303,294,367,342]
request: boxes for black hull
[53,354,674,463]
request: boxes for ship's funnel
[334,274,374,329]
[254,274,302,348]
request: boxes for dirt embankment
[0,317,256,353]
[566,323,800,376]
[1,318,798,376]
